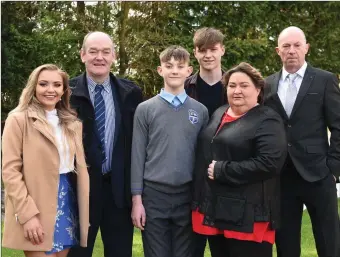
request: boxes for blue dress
[46,173,79,254]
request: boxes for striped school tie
[94,85,107,163]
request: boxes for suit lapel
[71,73,100,143]
[270,71,289,120]
[110,76,122,149]
[270,72,280,96]
[71,73,92,104]
[113,77,133,105]
[290,65,316,118]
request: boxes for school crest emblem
[188,109,199,124]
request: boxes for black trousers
[68,174,134,257]
[192,233,208,257]
[142,186,193,257]
[208,235,272,257]
[276,163,340,257]
[193,233,229,257]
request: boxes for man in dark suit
[68,31,143,257]
[265,26,340,257]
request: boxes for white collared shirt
[277,62,308,106]
[46,109,74,174]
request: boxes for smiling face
[81,32,115,83]
[35,70,64,111]
[276,27,309,73]
[194,43,225,72]
[157,57,193,95]
[227,72,260,112]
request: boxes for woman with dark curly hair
[192,62,287,257]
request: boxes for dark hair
[222,62,265,104]
[159,45,190,63]
[193,27,224,49]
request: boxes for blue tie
[94,85,107,164]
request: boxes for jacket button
[288,143,292,147]
[287,124,292,128]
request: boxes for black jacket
[193,105,287,232]
[69,72,143,209]
[265,64,340,181]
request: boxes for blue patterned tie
[94,85,107,163]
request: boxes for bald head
[278,26,307,46]
[82,31,114,51]
[276,26,309,73]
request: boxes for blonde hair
[11,64,80,169]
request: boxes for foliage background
[1,2,340,256]
[2,1,340,120]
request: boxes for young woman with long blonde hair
[2,64,89,257]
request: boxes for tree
[2,1,340,120]
[1,2,40,118]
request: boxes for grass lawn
[2,199,339,257]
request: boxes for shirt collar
[45,109,57,116]
[281,61,308,80]
[87,75,111,93]
[159,88,187,104]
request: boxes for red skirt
[192,210,275,244]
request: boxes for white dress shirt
[277,61,308,106]
[46,109,74,174]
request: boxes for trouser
[276,162,340,257]
[142,186,193,257]
[68,173,134,257]
[192,233,208,257]
[208,235,272,257]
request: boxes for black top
[193,104,287,232]
[196,75,224,117]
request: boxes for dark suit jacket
[265,64,340,182]
[70,72,143,209]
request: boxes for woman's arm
[2,114,40,224]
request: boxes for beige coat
[2,110,89,251]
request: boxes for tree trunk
[118,2,130,76]
[76,1,86,33]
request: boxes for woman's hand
[207,160,217,180]
[23,216,44,245]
